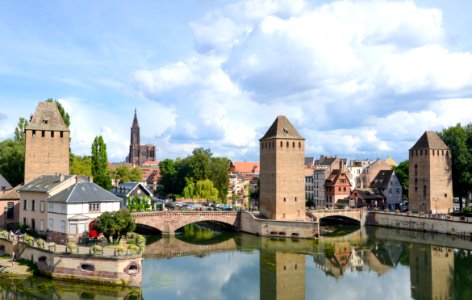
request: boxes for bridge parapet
[132,211,240,235]
[308,208,366,225]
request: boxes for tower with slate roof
[408,131,453,213]
[127,110,156,165]
[259,115,305,220]
[24,102,70,183]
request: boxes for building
[408,131,453,213]
[313,156,346,208]
[110,182,153,209]
[324,169,351,207]
[127,110,156,166]
[371,170,402,210]
[24,101,70,183]
[259,116,305,221]
[348,188,385,209]
[347,159,372,189]
[305,168,314,206]
[19,174,121,243]
[357,159,392,189]
[0,184,20,230]
[0,174,12,192]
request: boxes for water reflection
[2,226,472,299]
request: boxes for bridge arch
[318,215,361,226]
[132,211,240,235]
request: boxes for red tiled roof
[231,162,260,174]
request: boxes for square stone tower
[259,115,305,220]
[24,102,70,183]
[408,131,452,213]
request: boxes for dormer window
[43,119,48,124]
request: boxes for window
[295,197,297,202]
[48,218,53,230]
[299,142,301,148]
[48,202,54,212]
[6,202,14,219]
[78,223,86,234]
[40,219,44,231]
[32,200,35,211]
[60,220,66,233]
[89,203,100,213]
[31,219,35,230]
[23,217,26,225]
[61,204,66,213]
[286,141,289,147]
[69,223,77,234]
[23,199,27,210]
[40,201,45,212]
[293,142,295,148]
[32,130,36,137]
[51,131,54,138]
[41,130,45,137]
[280,141,283,147]
[60,131,64,138]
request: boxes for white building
[347,159,372,190]
[19,174,121,244]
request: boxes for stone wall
[367,211,472,238]
[240,211,318,238]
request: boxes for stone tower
[24,102,70,183]
[128,109,141,165]
[408,131,453,213]
[259,115,305,220]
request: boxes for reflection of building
[410,244,454,300]
[260,251,305,300]
[259,116,305,220]
[127,110,156,166]
[408,131,453,213]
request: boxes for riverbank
[366,210,472,238]
[0,256,33,277]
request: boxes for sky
[1,0,472,163]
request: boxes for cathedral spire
[133,108,139,127]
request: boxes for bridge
[308,208,366,225]
[132,211,240,235]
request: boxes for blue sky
[1,0,472,163]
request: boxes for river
[1,225,472,299]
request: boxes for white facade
[348,159,372,189]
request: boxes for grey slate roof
[48,181,122,203]
[305,157,315,166]
[260,115,304,140]
[0,174,12,191]
[371,170,394,189]
[110,182,153,198]
[26,102,69,131]
[0,184,21,200]
[19,175,74,193]
[410,131,449,150]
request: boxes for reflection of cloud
[142,252,259,300]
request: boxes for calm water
[1,226,472,299]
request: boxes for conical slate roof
[410,131,449,150]
[260,115,304,140]
[26,102,69,131]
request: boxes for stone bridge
[132,211,240,235]
[144,236,238,258]
[308,208,367,225]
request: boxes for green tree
[393,160,409,198]
[0,140,25,186]
[14,117,28,144]
[438,124,472,210]
[93,210,136,244]
[91,136,112,190]
[209,157,230,202]
[111,166,143,185]
[159,159,178,196]
[70,154,92,176]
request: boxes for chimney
[59,173,65,182]
[88,176,93,183]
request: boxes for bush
[116,246,126,256]
[66,242,77,253]
[24,234,34,246]
[0,231,8,239]
[128,244,139,255]
[35,238,45,248]
[47,242,56,252]
[92,245,103,255]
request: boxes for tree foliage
[91,136,112,190]
[183,179,219,201]
[127,195,151,212]
[393,160,409,197]
[14,117,28,144]
[438,124,472,209]
[70,154,92,176]
[158,148,230,202]
[0,139,25,186]
[110,166,142,185]
[92,210,136,244]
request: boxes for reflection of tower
[260,251,305,300]
[259,115,305,220]
[410,244,454,299]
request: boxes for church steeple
[132,109,139,127]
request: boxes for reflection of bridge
[132,211,240,235]
[144,236,238,258]
[309,208,367,225]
